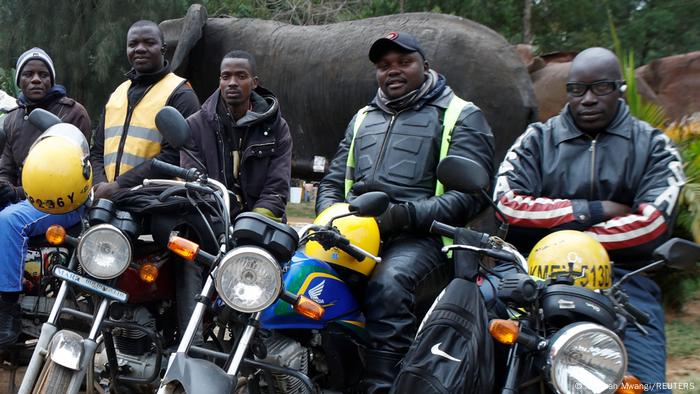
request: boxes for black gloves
[0,183,22,207]
[377,202,412,237]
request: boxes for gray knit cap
[15,47,55,88]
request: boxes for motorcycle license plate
[52,266,129,303]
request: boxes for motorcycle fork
[502,342,522,394]
[18,253,78,394]
[226,311,261,376]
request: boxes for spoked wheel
[33,361,72,394]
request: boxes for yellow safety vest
[103,72,186,182]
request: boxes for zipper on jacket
[589,138,597,197]
[215,117,229,188]
[370,112,399,183]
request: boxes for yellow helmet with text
[304,203,380,276]
[22,133,92,214]
[527,230,612,290]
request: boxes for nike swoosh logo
[430,343,461,362]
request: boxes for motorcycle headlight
[77,224,131,279]
[547,322,627,394]
[215,246,282,313]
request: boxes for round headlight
[77,224,131,279]
[547,322,627,394]
[215,246,282,313]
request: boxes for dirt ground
[666,293,700,394]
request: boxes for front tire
[32,361,72,394]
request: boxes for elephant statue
[161,4,538,179]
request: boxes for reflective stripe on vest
[103,72,186,182]
[343,95,470,198]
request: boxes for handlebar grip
[482,248,519,263]
[624,301,650,326]
[335,237,367,262]
[152,159,199,182]
[430,220,456,238]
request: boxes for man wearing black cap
[317,32,495,392]
[0,47,91,345]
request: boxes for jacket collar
[554,100,632,145]
[201,86,280,127]
[125,61,171,87]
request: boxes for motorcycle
[394,155,700,394]
[154,108,389,393]
[18,108,198,394]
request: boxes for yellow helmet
[22,135,92,214]
[304,203,380,276]
[528,230,612,290]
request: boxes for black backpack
[391,278,494,394]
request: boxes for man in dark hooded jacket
[0,47,91,345]
[316,32,495,393]
[182,50,292,220]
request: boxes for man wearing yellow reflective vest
[90,20,199,198]
[316,32,495,393]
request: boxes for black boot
[360,349,404,394]
[0,298,21,346]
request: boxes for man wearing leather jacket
[182,50,292,221]
[493,48,684,393]
[316,32,495,393]
[0,47,91,345]
[88,20,200,341]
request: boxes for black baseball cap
[369,32,426,63]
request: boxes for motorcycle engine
[95,305,159,381]
[258,334,310,393]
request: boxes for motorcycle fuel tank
[261,251,365,332]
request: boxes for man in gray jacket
[316,32,495,393]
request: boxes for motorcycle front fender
[160,352,236,394]
[48,330,84,371]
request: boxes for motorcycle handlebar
[623,300,650,326]
[430,220,456,238]
[152,159,200,182]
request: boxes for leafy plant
[0,67,18,98]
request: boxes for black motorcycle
[393,155,700,394]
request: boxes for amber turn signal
[139,263,159,283]
[167,235,199,261]
[294,295,325,320]
[46,225,66,246]
[489,319,520,345]
[615,375,644,394]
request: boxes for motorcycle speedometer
[546,322,626,394]
[77,224,132,279]
[215,246,282,313]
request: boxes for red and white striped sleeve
[496,190,576,228]
[584,133,685,251]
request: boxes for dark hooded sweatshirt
[182,86,292,219]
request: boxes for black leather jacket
[494,101,685,266]
[317,86,495,232]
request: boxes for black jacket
[317,84,495,232]
[494,101,685,266]
[1,94,91,187]
[90,64,200,188]
[182,87,292,219]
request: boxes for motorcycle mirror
[348,191,390,217]
[27,108,62,132]
[437,155,489,193]
[155,106,191,149]
[653,238,700,270]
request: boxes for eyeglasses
[566,80,624,97]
